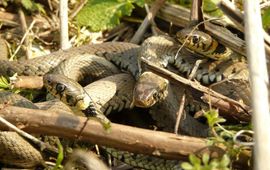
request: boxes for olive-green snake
[0,28,249,169]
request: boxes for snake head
[43,74,111,129]
[133,72,168,108]
[176,28,231,60]
[43,74,85,107]
[176,28,217,54]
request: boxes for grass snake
[0,28,250,169]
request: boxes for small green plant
[76,0,145,32]
[176,0,223,17]
[53,140,64,170]
[0,76,10,90]
[21,0,45,13]
[182,109,252,169]
[181,153,230,170]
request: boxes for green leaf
[21,0,33,10]
[219,154,230,167]
[202,153,210,165]
[76,0,145,32]
[0,76,9,89]
[21,0,45,14]
[189,154,201,165]
[262,7,270,30]
[204,109,226,127]
[53,139,64,170]
[203,0,223,17]
[181,162,194,170]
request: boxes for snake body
[0,29,250,169]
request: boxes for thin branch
[10,20,36,60]
[174,94,186,134]
[69,0,88,20]
[141,58,252,122]
[145,4,158,36]
[0,105,207,160]
[218,0,270,57]
[157,3,246,56]
[0,111,58,154]
[0,105,250,167]
[130,0,166,44]
[189,0,204,29]
[218,0,244,31]
[60,0,70,50]
[244,1,270,169]
[260,1,270,9]
[174,60,203,134]
[18,8,32,59]
[10,76,43,89]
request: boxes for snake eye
[56,83,66,93]
[192,36,199,43]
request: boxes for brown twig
[174,94,186,134]
[10,20,36,60]
[218,0,244,31]
[260,1,270,9]
[0,105,251,167]
[174,60,203,134]
[157,3,246,56]
[10,76,43,89]
[0,105,207,160]
[0,112,58,155]
[69,0,88,20]
[189,0,204,30]
[130,0,166,44]
[18,8,32,59]
[141,58,252,122]
[218,0,270,57]
[145,4,158,36]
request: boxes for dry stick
[0,112,58,154]
[145,4,158,36]
[218,0,270,57]
[190,0,203,22]
[130,0,166,44]
[174,60,203,134]
[0,105,206,160]
[174,0,203,134]
[60,0,70,50]
[69,0,88,20]
[218,0,244,31]
[10,76,43,89]
[244,1,270,169]
[18,8,32,59]
[10,20,36,60]
[260,1,270,9]
[0,105,251,167]
[141,58,251,122]
[174,94,186,134]
[175,0,207,130]
[0,11,19,26]
[157,3,246,56]
[189,0,204,30]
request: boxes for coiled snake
[0,28,249,169]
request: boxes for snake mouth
[133,97,156,108]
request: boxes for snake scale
[0,27,250,169]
